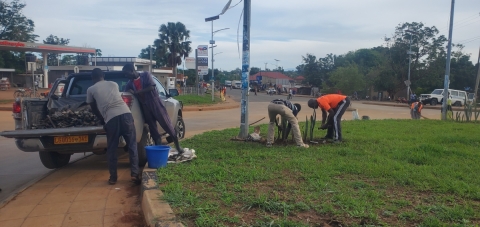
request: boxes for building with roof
[249,71,293,87]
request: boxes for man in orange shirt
[410,101,423,119]
[307,94,350,142]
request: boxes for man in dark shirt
[266,99,308,148]
[123,64,183,156]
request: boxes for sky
[22,0,480,71]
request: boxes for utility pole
[473,47,480,103]
[238,0,251,139]
[211,20,215,102]
[149,45,153,73]
[442,0,455,120]
[406,31,413,100]
[195,49,199,95]
[264,62,268,71]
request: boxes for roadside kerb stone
[141,166,184,227]
[361,101,467,111]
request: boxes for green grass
[175,94,221,106]
[157,120,480,226]
[0,99,14,104]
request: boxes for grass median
[157,119,480,226]
[176,94,221,106]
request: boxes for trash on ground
[168,147,197,163]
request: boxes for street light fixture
[205,13,229,101]
[274,59,280,70]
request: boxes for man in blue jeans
[87,68,140,185]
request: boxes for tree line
[297,22,478,98]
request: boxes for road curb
[0,106,10,112]
[183,103,239,112]
[360,101,465,111]
[141,166,184,227]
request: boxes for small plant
[302,110,317,143]
[454,97,479,123]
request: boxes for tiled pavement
[0,152,145,227]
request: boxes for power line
[457,36,480,45]
[438,12,479,31]
[456,35,480,43]
[453,18,480,31]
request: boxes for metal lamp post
[405,29,417,100]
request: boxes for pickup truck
[0,71,185,169]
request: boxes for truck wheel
[137,128,153,167]
[176,116,185,139]
[453,101,461,106]
[431,99,437,106]
[39,152,71,169]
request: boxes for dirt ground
[0,87,49,100]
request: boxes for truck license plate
[54,135,88,144]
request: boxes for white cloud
[22,0,480,70]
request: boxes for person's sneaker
[108,178,117,185]
[297,144,309,148]
[333,139,342,144]
[131,176,141,185]
[321,136,333,140]
[266,142,273,147]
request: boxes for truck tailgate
[0,126,105,138]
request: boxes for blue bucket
[145,145,170,168]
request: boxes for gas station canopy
[0,39,97,88]
[0,40,96,54]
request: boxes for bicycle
[13,87,39,98]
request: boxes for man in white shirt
[86,68,140,185]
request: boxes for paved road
[227,88,303,103]
[0,111,90,203]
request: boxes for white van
[419,89,467,106]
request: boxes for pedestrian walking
[308,94,350,142]
[87,68,140,185]
[122,64,184,158]
[266,99,309,148]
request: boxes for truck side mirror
[169,89,179,97]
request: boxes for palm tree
[154,22,192,81]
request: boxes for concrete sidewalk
[0,152,144,227]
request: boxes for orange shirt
[316,94,347,111]
[410,102,423,112]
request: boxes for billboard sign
[198,70,208,76]
[197,45,208,56]
[185,57,195,69]
[197,57,208,66]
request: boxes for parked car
[419,89,467,106]
[266,88,276,95]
